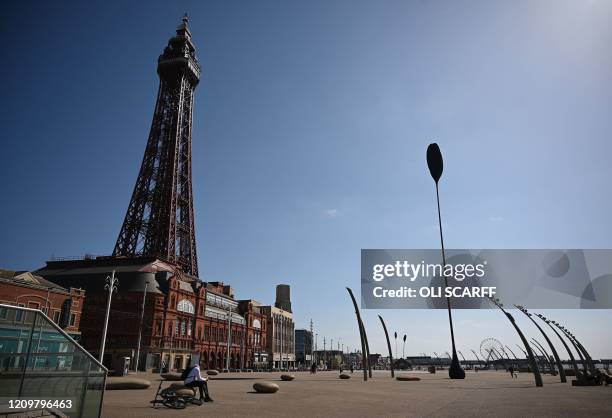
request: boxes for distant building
[261,284,295,369]
[36,257,267,372]
[0,268,85,339]
[313,349,343,369]
[295,329,312,367]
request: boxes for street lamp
[426,143,464,379]
[515,306,566,383]
[99,270,118,364]
[346,287,369,381]
[487,297,542,386]
[534,313,581,379]
[378,315,395,378]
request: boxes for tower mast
[113,15,201,276]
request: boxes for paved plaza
[102,370,612,417]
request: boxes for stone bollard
[253,382,280,393]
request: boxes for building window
[15,304,25,322]
[69,313,76,327]
[177,299,194,314]
[52,311,61,323]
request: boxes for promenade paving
[102,369,612,417]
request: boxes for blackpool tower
[113,15,200,276]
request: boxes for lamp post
[394,332,398,359]
[534,314,581,379]
[134,282,148,373]
[487,297,542,386]
[99,270,118,364]
[555,322,596,375]
[471,349,482,367]
[226,306,232,371]
[426,143,464,379]
[515,344,527,357]
[531,338,554,373]
[378,315,394,378]
[515,306,566,382]
[315,333,318,367]
[346,287,369,381]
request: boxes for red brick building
[0,268,85,339]
[35,256,268,372]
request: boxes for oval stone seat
[280,374,295,381]
[253,382,279,393]
[339,373,351,379]
[161,372,182,381]
[106,377,151,390]
[161,383,196,397]
[207,369,219,376]
[396,376,421,381]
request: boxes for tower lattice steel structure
[113,15,201,276]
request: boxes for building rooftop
[0,268,69,292]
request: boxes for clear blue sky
[1,0,611,358]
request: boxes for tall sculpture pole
[534,314,580,379]
[426,143,465,379]
[488,297,542,386]
[549,321,589,373]
[531,338,554,373]
[458,351,466,367]
[529,339,551,373]
[362,322,373,378]
[515,344,528,358]
[504,345,520,368]
[346,287,368,381]
[378,315,395,378]
[471,349,482,367]
[558,325,596,375]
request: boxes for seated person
[184,364,213,402]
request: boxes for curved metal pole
[488,299,542,386]
[492,347,508,369]
[535,314,580,379]
[561,328,596,375]
[530,338,553,373]
[550,321,588,373]
[346,287,368,381]
[471,349,482,365]
[362,320,373,378]
[434,182,464,379]
[378,315,394,378]
[505,345,519,361]
[516,307,566,382]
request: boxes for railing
[0,304,107,418]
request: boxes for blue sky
[1,0,611,358]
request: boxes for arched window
[177,299,195,314]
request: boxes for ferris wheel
[480,337,504,362]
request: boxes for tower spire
[113,21,201,276]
